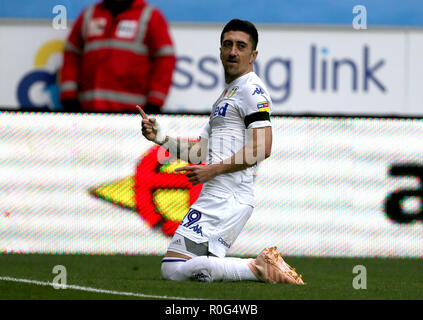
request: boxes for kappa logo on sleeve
[257,101,269,113]
[252,87,264,95]
[90,145,203,236]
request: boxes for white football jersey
[198,71,272,207]
[174,72,272,256]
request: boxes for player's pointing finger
[136,105,148,119]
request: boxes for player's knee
[189,256,211,269]
[185,256,213,282]
[161,256,214,282]
[161,260,187,281]
[161,262,172,280]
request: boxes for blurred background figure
[60,0,175,114]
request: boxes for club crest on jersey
[257,101,269,113]
[252,87,264,95]
[212,103,230,118]
[227,86,239,98]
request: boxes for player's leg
[179,255,258,282]
[161,257,189,281]
[160,232,208,281]
[161,237,305,284]
[162,194,259,282]
[181,196,259,282]
[161,233,259,282]
[184,247,306,284]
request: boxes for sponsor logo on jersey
[252,87,264,95]
[227,86,239,98]
[212,103,230,118]
[257,101,269,113]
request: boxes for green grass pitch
[0,254,422,300]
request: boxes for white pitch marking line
[0,276,203,300]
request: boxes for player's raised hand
[137,105,157,142]
[136,105,167,144]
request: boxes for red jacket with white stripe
[60,0,175,112]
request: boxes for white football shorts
[170,192,253,258]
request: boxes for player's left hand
[174,165,217,185]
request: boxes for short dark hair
[220,19,258,50]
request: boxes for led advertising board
[0,112,422,257]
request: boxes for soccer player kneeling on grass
[137,19,304,285]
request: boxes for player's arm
[175,126,272,185]
[215,125,272,173]
[137,106,207,164]
[159,136,207,164]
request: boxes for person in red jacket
[60,0,175,114]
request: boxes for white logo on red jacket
[116,20,137,39]
[88,18,107,36]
